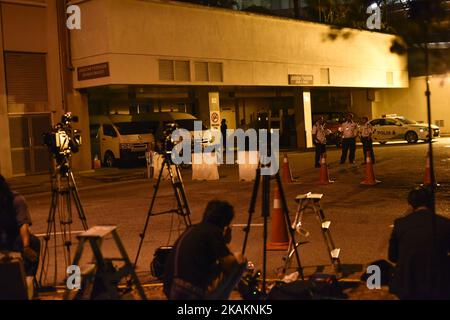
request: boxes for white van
[131,112,212,151]
[89,115,156,167]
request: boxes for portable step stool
[64,226,146,300]
[285,193,341,273]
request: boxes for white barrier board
[237,151,259,181]
[192,152,220,181]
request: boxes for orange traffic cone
[318,153,334,185]
[361,151,381,185]
[267,186,289,251]
[423,152,439,187]
[282,153,293,183]
[92,154,101,169]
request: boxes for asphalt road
[25,138,450,286]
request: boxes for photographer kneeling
[163,200,247,300]
[0,175,40,278]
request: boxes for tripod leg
[60,175,74,266]
[170,162,192,227]
[38,186,58,286]
[275,173,304,280]
[261,174,270,294]
[69,171,89,230]
[242,167,261,256]
[133,154,166,267]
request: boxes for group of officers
[312,112,376,168]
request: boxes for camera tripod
[38,158,89,287]
[242,163,304,295]
[133,151,191,267]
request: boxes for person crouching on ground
[163,200,247,300]
[388,187,450,299]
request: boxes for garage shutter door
[4,52,48,107]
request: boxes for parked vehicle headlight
[420,128,428,132]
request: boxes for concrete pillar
[0,11,13,178]
[196,87,221,129]
[47,0,64,121]
[67,91,92,172]
[293,89,313,149]
[208,92,220,130]
[234,98,240,129]
[196,87,211,125]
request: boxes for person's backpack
[360,259,394,286]
[150,246,173,279]
[267,273,346,300]
[309,273,346,299]
[267,280,314,300]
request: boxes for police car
[369,115,440,144]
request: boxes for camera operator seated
[163,200,247,300]
[0,175,40,280]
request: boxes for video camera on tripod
[38,112,88,287]
[161,122,180,155]
[43,112,82,160]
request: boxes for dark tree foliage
[176,0,238,9]
[174,0,449,75]
[243,5,275,15]
[303,0,450,76]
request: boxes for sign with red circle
[210,111,220,127]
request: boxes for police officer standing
[312,116,327,168]
[360,116,375,164]
[339,113,358,164]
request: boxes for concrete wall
[374,75,450,133]
[0,1,54,177]
[70,0,408,89]
[1,1,47,52]
[0,0,91,177]
[351,89,373,120]
[0,7,12,177]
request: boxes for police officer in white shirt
[312,116,327,168]
[339,113,358,164]
[360,116,375,164]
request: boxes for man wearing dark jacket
[0,174,40,284]
[163,200,246,300]
[388,187,450,299]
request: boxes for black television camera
[161,122,180,154]
[43,112,82,159]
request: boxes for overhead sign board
[288,74,314,85]
[77,62,110,81]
